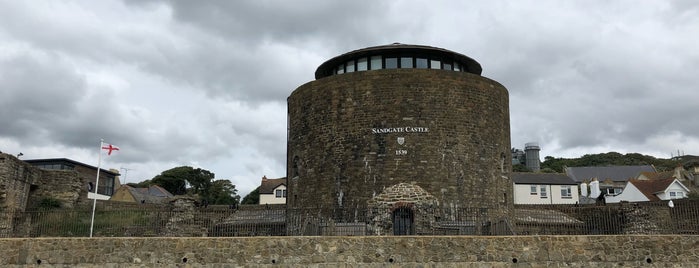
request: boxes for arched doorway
[393,207,414,235]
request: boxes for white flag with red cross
[101,143,120,155]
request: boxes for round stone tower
[287,43,513,235]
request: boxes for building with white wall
[512,173,579,204]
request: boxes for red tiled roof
[628,178,676,201]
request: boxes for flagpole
[89,139,103,238]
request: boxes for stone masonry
[0,235,698,267]
[288,51,513,230]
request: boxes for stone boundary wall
[1,235,697,267]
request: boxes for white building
[605,178,690,203]
[258,176,287,205]
[512,173,579,204]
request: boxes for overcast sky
[1,1,697,197]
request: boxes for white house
[605,178,690,203]
[258,176,287,205]
[512,173,579,204]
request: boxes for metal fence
[1,200,698,238]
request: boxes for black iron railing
[1,200,697,238]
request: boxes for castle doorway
[393,207,414,235]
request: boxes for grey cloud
[0,54,87,144]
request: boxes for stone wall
[0,153,39,212]
[27,169,84,209]
[0,235,697,267]
[0,153,38,237]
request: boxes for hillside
[538,152,681,173]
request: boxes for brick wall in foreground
[0,235,697,267]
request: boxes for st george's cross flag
[91,140,120,237]
[101,143,120,155]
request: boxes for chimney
[262,175,268,182]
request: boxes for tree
[512,164,532,172]
[152,166,191,195]
[208,179,240,205]
[539,167,557,173]
[241,186,260,205]
[151,166,214,196]
[540,152,682,173]
[127,179,153,188]
[150,166,241,205]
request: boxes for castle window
[336,64,344,74]
[400,57,413,68]
[385,57,398,69]
[370,55,382,70]
[357,57,368,71]
[430,59,441,69]
[443,62,452,70]
[416,58,428,68]
[292,156,300,178]
[345,60,355,72]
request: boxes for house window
[97,176,115,196]
[530,185,537,195]
[540,186,547,198]
[561,186,572,199]
[670,192,683,198]
[275,189,287,198]
[606,188,622,195]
